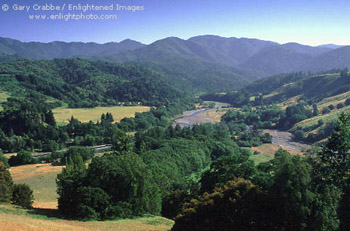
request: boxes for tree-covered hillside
[0,37,144,59]
[203,70,350,106]
[0,57,193,108]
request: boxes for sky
[0,0,349,46]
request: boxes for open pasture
[53,106,150,124]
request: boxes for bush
[318,119,324,127]
[294,129,306,141]
[345,98,350,106]
[337,103,345,109]
[322,107,331,114]
[12,184,34,208]
[328,104,335,110]
[8,150,36,167]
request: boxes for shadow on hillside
[29,207,62,219]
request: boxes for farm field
[53,106,150,124]
[0,204,174,231]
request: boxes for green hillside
[0,57,192,108]
[202,70,350,143]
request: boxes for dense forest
[0,57,194,108]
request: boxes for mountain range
[0,35,349,92]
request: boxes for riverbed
[263,129,312,152]
[173,105,311,155]
[173,103,229,127]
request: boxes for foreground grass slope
[0,204,173,231]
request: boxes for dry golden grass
[291,106,350,134]
[10,164,63,181]
[4,153,17,158]
[10,164,64,209]
[205,109,228,123]
[0,204,173,231]
[53,106,150,124]
[316,91,350,109]
[277,95,302,109]
[252,143,301,157]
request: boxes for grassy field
[291,105,350,135]
[0,91,10,111]
[252,143,301,158]
[10,163,64,209]
[249,153,273,165]
[53,106,150,124]
[0,204,173,231]
[205,108,229,123]
[316,91,350,109]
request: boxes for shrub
[8,150,36,166]
[12,184,34,208]
[345,98,350,106]
[337,103,345,109]
[294,130,306,141]
[328,104,335,110]
[322,107,331,114]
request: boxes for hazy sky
[0,0,349,45]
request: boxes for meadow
[10,163,63,209]
[53,106,150,124]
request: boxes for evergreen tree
[319,113,350,187]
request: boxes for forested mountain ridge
[98,36,343,78]
[1,36,349,92]
[0,58,192,108]
[0,37,145,59]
